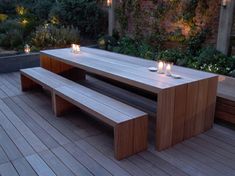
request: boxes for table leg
[156,77,217,151]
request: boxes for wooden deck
[0,72,235,176]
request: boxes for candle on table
[157,61,164,74]
[76,45,80,53]
[165,63,173,76]
[71,44,76,53]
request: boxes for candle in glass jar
[71,44,76,53]
[157,61,164,74]
[76,45,80,53]
[24,44,30,54]
[165,63,173,76]
[107,0,111,7]
[222,0,227,7]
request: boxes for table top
[41,47,217,93]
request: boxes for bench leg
[114,115,148,160]
[21,74,41,92]
[52,93,75,117]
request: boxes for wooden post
[216,0,235,55]
[108,0,115,36]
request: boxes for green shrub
[97,35,117,50]
[31,24,80,49]
[49,0,107,37]
[0,20,24,49]
[190,46,235,75]
[186,29,209,56]
[156,48,189,65]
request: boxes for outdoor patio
[0,71,234,176]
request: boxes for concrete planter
[0,53,40,73]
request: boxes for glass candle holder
[71,44,80,54]
[165,63,173,76]
[24,44,30,54]
[75,45,80,53]
[71,44,76,53]
[157,61,165,74]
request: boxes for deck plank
[0,99,48,153]
[39,149,76,176]
[26,154,56,176]
[0,162,19,176]
[51,146,93,176]
[3,97,60,149]
[0,126,23,161]
[12,157,38,176]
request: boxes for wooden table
[40,47,218,151]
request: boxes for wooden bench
[216,75,235,124]
[20,67,148,160]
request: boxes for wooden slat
[216,102,235,115]
[39,150,76,176]
[215,111,235,124]
[12,158,38,176]
[26,154,56,176]
[195,79,209,135]
[12,96,71,145]
[50,59,61,73]
[63,143,112,176]
[0,110,35,157]
[184,82,199,139]
[0,99,48,153]
[40,55,51,70]
[3,97,60,149]
[205,77,218,130]
[156,87,175,150]
[0,126,23,161]
[75,140,131,176]
[51,146,93,176]
[0,162,19,176]
[172,84,187,145]
[54,86,134,126]
[0,147,9,165]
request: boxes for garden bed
[0,53,40,73]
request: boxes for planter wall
[0,53,40,73]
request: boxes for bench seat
[216,76,235,124]
[20,67,148,160]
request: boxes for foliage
[0,14,7,22]
[31,24,80,49]
[189,46,235,75]
[0,20,24,49]
[98,36,155,60]
[49,0,107,37]
[156,48,188,65]
[186,29,209,56]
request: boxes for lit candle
[165,63,173,76]
[24,44,30,54]
[222,0,227,7]
[71,44,76,53]
[107,0,111,7]
[157,61,164,74]
[76,45,80,53]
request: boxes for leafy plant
[190,46,235,75]
[156,48,188,65]
[49,0,107,37]
[186,29,209,56]
[31,24,80,49]
[0,20,24,49]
